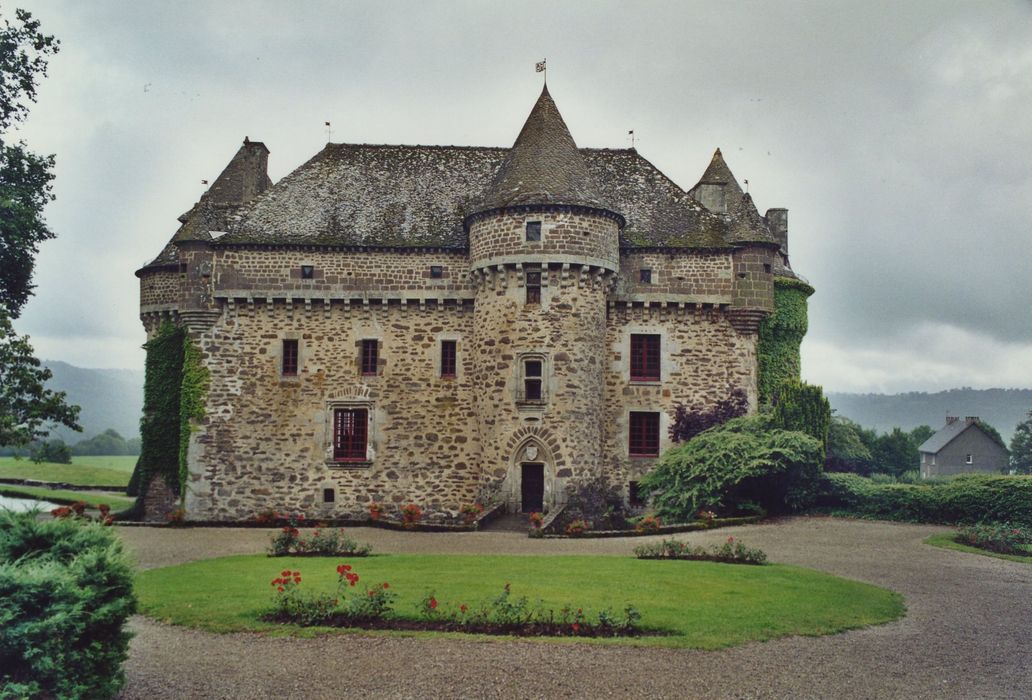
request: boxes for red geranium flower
[277,586,284,592]
[382,582,389,589]
[281,570,291,577]
[294,576,301,584]
[571,622,580,633]
[429,597,438,610]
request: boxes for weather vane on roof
[628,130,636,149]
[325,121,332,143]
[536,58,546,84]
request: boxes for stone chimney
[945,416,959,425]
[207,137,272,207]
[965,416,979,424]
[766,208,788,256]
[696,183,727,214]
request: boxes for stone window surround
[625,408,665,460]
[624,326,667,386]
[628,410,661,458]
[324,398,375,468]
[436,331,463,380]
[525,218,544,243]
[516,351,549,408]
[277,331,304,383]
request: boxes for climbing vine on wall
[178,335,209,503]
[757,277,814,404]
[131,323,185,507]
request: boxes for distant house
[918,416,1009,478]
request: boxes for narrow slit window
[630,334,661,381]
[629,412,660,457]
[282,339,299,376]
[360,339,378,376]
[333,408,368,462]
[526,221,542,242]
[526,270,541,305]
[441,340,457,378]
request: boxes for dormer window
[526,221,542,242]
[301,265,314,279]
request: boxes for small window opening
[522,359,543,402]
[430,265,443,279]
[178,262,188,274]
[301,265,314,279]
[323,488,335,503]
[763,263,771,274]
[282,339,299,376]
[526,221,542,242]
[360,339,378,376]
[966,454,973,464]
[639,268,652,284]
[440,340,457,378]
[629,481,645,507]
[526,270,541,305]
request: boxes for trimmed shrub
[816,473,1032,526]
[0,510,136,699]
[639,414,823,522]
[634,535,768,565]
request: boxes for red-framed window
[630,334,660,381]
[526,270,541,304]
[282,339,298,376]
[360,339,378,376]
[333,408,368,461]
[629,411,660,457]
[441,340,457,378]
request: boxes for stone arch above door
[500,426,568,513]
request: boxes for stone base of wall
[142,475,178,523]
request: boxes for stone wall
[139,269,180,309]
[731,245,775,312]
[616,251,734,300]
[602,303,759,498]
[469,208,620,269]
[184,299,482,521]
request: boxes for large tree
[1010,410,1032,475]
[0,7,79,447]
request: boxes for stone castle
[137,85,808,522]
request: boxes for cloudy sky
[10,0,1032,394]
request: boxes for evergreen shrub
[816,473,1032,526]
[0,510,136,699]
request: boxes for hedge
[0,511,136,699]
[816,472,1032,526]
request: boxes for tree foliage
[771,380,831,450]
[1011,411,1032,475]
[639,414,824,522]
[30,437,69,463]
[826,416,874,474]
[0,8,77,447]
[668,388,748,443]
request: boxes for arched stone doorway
[502,436,564,513]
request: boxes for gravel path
[115,518,1032,699]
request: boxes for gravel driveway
[115,517,1032,699]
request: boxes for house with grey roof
[918,416,1009,478]
[135,85,813,523]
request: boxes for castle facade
[137,86,807,522]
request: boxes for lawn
[136,554,905,649]
[0,455,135,487]
[0,484,134,511]
[925,533,1032,565]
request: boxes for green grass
[0,484,134,511]
[0,455,135,487]
[136,554,905,649]
[925,533,1032,565]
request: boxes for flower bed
[269,515,372,557]
[539,513,765,539]
[955,522,1032,556]
[634,536,768,565]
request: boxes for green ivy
[178,335,209,505]
[757,277,813,404]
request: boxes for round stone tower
[465,86,624,514]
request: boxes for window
[526,270,541,304]
[360,339,378,376]
[526,221,542,242]
[763,263,771,274]
[629,412,660,457]
[333,408,368,462]
[282,339,299,376]
[521,358,544,402]
[301,265,314,279]
[323,488,335,503]
[628,481,645,507]
[441,340,457,378]
[429,265,443,279]
[639,268,652,284]
[966,454,973,464]
[630,334,660,382]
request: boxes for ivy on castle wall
[757,277,814,404]
[178,335,209,501]
[128,324,209,513]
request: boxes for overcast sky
[10,0,1032,394]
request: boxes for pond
[0,494,61,512]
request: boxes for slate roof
[918,419,1000,454]
[474,85,610,215]
[143,91,785,269]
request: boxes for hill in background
[42,361,144,442]
[828,388,1032,444]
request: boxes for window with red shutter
[441,340,457,378]
[630,334,660,381]
[629,411,660,457]
[333,408,368,461]
[282,339,298,376]
[526,270,541,305]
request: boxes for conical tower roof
[689,148,775,245]
[472,86,614,216]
